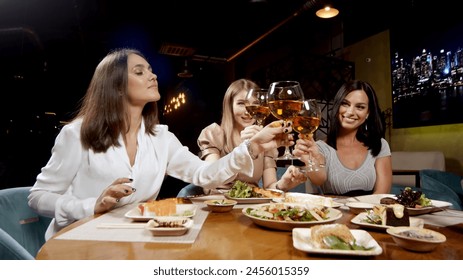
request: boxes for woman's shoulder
[155,124,169,132]
[316,140,331,150]
[59,119,82,136]
[201,123,222,134]
[153,124,174,138]
[380,138,390,146]
[199,123,224,139]
[379,138,391,155]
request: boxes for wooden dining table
[36,198,463,260]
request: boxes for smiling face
[338,89,370,131]
[126,53,160,107]
[232,89,255,130]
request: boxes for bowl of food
[345,202,375,215]
[386,226,446,252]
[204,199,237,213]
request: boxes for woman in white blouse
[28,48,289,239]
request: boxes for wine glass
[244,88,270,126]
[267,80,305,160]
[292,99,322,171]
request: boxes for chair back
[0,186,52,258]
[0,227,34,260]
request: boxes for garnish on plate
[381,187,432,208]
[228,180,283,199]
[311,224,374,251]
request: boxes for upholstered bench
[391,151,445,188]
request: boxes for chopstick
[97,223,147,229]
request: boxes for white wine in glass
[292,99,322,171]
[267,81,304,161]
[244,88,270,126]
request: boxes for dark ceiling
[0,0,457,118]
[0,0,402,65]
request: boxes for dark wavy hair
[74,48,159,152]
[326,80,384,156]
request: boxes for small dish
[145,217,193,236]
[188,195,225,203]
[204,199,237,212]
[386,226,446,252]
[345,202,376,215]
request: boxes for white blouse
[28,119,254,239]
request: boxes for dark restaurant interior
[1,0,462,198]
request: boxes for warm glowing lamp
[316,6,339,19]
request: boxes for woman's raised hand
[94,177,136,214]
[248,120,293,153]
[293,137,313,163]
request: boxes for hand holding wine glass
[292,99,322,171]
[244,88,270,126]
[267,81,304,161]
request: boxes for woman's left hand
[278,165,307,192]
[94,178,136,214]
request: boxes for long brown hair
[74,48,159,152]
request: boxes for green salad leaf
[228,180,252,198]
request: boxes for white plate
[145,218,194,236]
[124,204,197,222]
[348,194,453,216]
[273,193,342,208]
[345,202,376,214]
[292,227,383,256]
[351,212,424,230]
[242,203,342,231]
[224,193,274,204]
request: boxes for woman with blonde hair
[178,78,306,197]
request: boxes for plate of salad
[223,180,284,204]
[242,202,342,231]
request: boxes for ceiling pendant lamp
[316,5,339,19]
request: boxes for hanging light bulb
[177,59,193,78]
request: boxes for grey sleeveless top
[316,138,391,194]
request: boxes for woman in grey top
[293,80,392,195]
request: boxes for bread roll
[310,224,355,249]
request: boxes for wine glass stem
[303,133,317,172]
